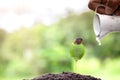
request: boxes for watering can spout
[93,14,120,40]
[96,31,109,40]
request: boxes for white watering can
[93,5,120,45]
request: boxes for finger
[88,0,106,14]
[105,0,120,14]
[114,6,120,16]
[97,6,106,14]
[88,0,101,11]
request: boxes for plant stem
[73,60,78,73]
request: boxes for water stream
[96,37,101,45]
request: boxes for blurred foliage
[0,29,7,76]
[0,11,120,79]
[0,29,7,44]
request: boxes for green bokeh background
[0,11,120,80]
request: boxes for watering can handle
[94,5,105,15]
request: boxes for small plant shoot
[70,38,85,61]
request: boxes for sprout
[70,38,85,61]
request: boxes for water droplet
[96,37,101,45]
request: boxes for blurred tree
[30,24,73,74]
[0,28,7,76]
[0,28,7,47]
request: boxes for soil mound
[32,72,101,80]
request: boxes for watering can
[93,14,120,40]
[93,5,120,43]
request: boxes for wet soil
[31,72,101,80]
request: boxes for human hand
[88,0,120,16]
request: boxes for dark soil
[31,72,101,80]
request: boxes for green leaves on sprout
[70,38,85,61]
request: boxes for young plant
[70,38,85,61]
[70,38,85,72]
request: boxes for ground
[30,72,101,80]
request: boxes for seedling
[70,38,85,72]
[70,38,85,61]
